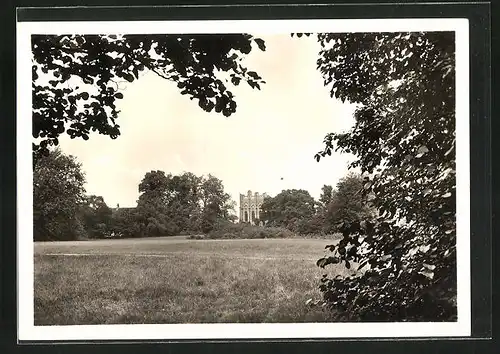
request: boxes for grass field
[34,236,350,325]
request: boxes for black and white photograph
[16,18,471,340]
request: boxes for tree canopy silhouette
[32,34,266,161]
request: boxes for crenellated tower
[239,190,267,225]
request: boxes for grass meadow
[34,236,351,325]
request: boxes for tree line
[33,147,370,241]
[33,149,236,241]
[259,173,374,235]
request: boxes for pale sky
[57,34,357,210]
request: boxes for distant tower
[239,190,266,225]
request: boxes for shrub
[188,234,206,240]
[206,222,297,240]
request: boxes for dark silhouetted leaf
[254,38,266,51]
[123,73,135,82]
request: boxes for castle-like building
[239,190,267,225]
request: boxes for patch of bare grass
[34,238,351,325]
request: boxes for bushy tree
[328,173,375,227]
[313,32,456,321]
[110,207,141,238]
[313,175,375,234]
[319,184,334,208]
[32,34,266,161]
[79,195,113,238]
[260,189,317,234]
[135,171,234,236]
[199,174,234,232]
[136,170,172,236]
[165,172,204,232]
[33,148,87,240]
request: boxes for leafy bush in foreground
[313,32,456,321]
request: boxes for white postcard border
[17,18,470,341]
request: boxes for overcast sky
[57,34,357,210]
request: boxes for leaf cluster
[32,34,266,161]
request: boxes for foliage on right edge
[314,32,456,321]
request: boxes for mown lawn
[34,237,351,325]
